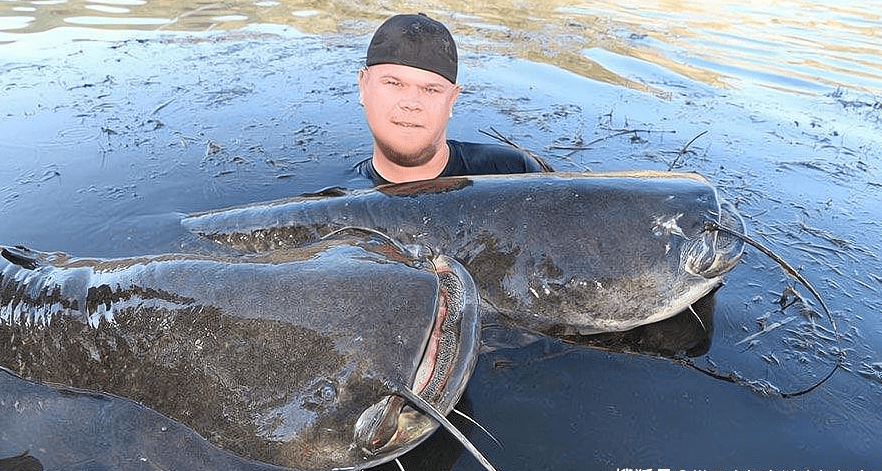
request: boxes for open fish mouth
[353,253,479,459]
[683,198,747,279]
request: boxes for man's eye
[383,80,402,87]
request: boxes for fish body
[0,369,287,471]
[184,171,746,335]
[0,233,480,470]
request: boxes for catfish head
[347,251,491,470]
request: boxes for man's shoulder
[447,140,527,161]
[445,140,551,175]
[353,157,390,185]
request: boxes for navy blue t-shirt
[355,140,551,185]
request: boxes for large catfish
[0,233,491,471]
[184,171,746,335]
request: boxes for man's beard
[374,137,439,168]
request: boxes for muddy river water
[1,1,882,469]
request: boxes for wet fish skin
[0,234,480,471]
[0,368,287,471]
[184,171,746,335]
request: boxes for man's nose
[398,92,422,111]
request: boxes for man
[355,13,551,185]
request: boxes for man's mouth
[391,120,422,128]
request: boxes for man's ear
[450,83,461,100]
[357,68,367,105]
[447,83,461,115]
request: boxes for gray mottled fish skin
[0,234,480,471]
[0,368,288,471]
[184,171,746,335]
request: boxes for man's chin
[375,140,438,168]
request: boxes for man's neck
[372,141,450,183]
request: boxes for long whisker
[452,408,503,449]
[390,383,498,471]
[702,220,843,397]
[703,221,835,330]
[688,304,707,333]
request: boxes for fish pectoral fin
[1,246,41,270]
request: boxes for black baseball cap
[366,13,458,84]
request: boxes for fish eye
[319,381,337,401]
[304,380,338,408]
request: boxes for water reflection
[566,288,716,358]
[1,0,881,96]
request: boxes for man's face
[358,63,460,167]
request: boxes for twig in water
[667,130,708,170]
[479,127,520,148]
[152,98,175,115]
[479,127,553,172]
[735,315,797,346]
[550,128,675,152]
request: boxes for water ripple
[1,0,880,96]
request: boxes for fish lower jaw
[563,278,721,335]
